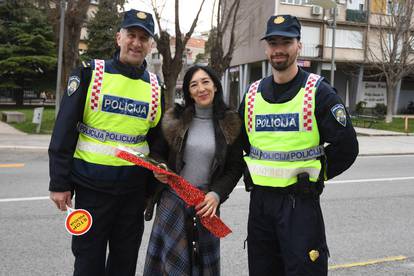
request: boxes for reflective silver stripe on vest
[247,164,320,180]
[77,122,146,144]
[76,140,149,156]
[249,145,324,161]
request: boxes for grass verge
[0,106,55,134]
[352,117,414,133]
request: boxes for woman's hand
[195,192,219,218]
[153,163,169,183]
[153,171,168,183]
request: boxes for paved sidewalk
[1,121,414,155]
[0,121,50,150]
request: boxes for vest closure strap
[77,122,146,144]
[249,145,324,161]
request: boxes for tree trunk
[162,60,183,108]
[46,0,90,103]
[15,89,24,107]
[163,76,177,108]
[59,1,90,101]
[385,85,396,123]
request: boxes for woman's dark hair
[181,65,228,119]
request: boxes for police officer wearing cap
[49,9,165,276]
[239,15,358,275]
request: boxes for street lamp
[309,0,337,86]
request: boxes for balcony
[346,9,367,23]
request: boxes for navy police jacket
[48,54,165,195]
[239,67,359,182]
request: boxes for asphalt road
[1,149,414,275]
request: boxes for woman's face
[188,69,216,107]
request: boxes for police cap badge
[274,16,285,24]
[137,12,147,20]
[121,9,155,37]
[67,76,80,96]
[331,104,347,127]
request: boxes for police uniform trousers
[247,185,329,276]
[72,185,145,276]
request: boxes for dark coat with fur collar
[161,106,243,203]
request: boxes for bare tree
[208,0,241,78]
[39,0,124,103]
[367,0,414,122]
[40,0,91,102]
[151,0,206,108]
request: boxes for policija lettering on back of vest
[49,56,165,195]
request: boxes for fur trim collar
[162,107,241,146]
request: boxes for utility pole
[330,5,336,86]
[55,0,65,118]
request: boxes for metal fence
[0,88,55,105]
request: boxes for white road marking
[327,176,414,184]
[1,176,413,202]
[234,176,414,189]
[0,196,49,203]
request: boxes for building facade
[224,0,414,114]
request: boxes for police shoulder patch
[331,104,347,127]
[67,76,80,96]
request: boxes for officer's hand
[195,192,219,218]
[50,191,72,211]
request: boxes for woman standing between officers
[143,65,244,276]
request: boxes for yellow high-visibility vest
[74,59,162,166]
[244,73,323,187]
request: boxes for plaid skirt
[144,189,220,276]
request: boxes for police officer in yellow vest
[239,15,358,275]
[49,9,165,276]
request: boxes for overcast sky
[124,0,215,34]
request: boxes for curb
[0,145,48,151]
[357,133,413,137]
[358,152,414,157]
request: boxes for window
[301,26,320,57]
[347,0,365,11]
[386,0,399,15]
[325,29,363,49]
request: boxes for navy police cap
[261,15,301,40]
[121,9,155,37]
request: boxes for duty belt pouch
[296,172,324,197]
[295,172,312,196]
[243,167,254,192]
